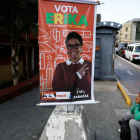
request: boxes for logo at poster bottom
[56,92,71,99]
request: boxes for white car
[125,43,140,61]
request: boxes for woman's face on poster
[67,38,82,62]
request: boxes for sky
[96,0,140,24]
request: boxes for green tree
[0,0,38,84]
[21,0,38,79]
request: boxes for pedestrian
[115,45,118,56]
[124,93,140,140]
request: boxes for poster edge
[38,1,98,105]
[91,4,97,101]
[41,0,98,5]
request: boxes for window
[131,47,133,52]
[127,46,132,51]
[136,23,140,40]
[126,27,128,31]
[0,46,4,58]
[0,45,11,58]
[127,46,129,51]
[136,32,140,40]
[125,35,128,39]
[19,46,25,56]
[119,44,122,49]
[123,43,127,47]
[134,46,140,52]
[136,23,140,32]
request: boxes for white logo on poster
[73,94,89,99]
[54,5,78,13]
[56,92,71,99]
[43,94,55,98]
[76,88,86,95]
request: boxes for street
[115,55,140,95]
[133,60,140,68]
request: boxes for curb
[117,82,131,106]
[0,75,39,104]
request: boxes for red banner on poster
[38,0,98,105]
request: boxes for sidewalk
[84,80,136,140]
[0,87,55,140]
[0,80,136,140]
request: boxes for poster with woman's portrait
[38,0,98,105]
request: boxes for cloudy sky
[96,0,140,24]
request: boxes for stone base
[39,105,95,140]
[100,74,117,81]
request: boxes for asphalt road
[133,60,140,68]
[114,55,140,95]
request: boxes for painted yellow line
[117,82,131,106]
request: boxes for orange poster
[38,0,98,105]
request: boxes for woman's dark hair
[65,32,83,46]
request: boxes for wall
[0,33,39,84]
[0,59,23,83]
[130,23,136,43]
[96,27,116,80]
[119,22,132,43]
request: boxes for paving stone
[115,108,130,116]
[11,131,30,140]
[0,81,136,140]
[0,87,55,140]
[96,136,108,140]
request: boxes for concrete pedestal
[39,105,95,140]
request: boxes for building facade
[131,18,140,43]
[116,30,120,46]
[117,18,140,44]
[0,33,39,84]
[119,22,132,44]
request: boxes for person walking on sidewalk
[115,45,118,56]
[125,93,140,140]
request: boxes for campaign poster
[38,0,98,105]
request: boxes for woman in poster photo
[52,32,92,101]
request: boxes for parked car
[118,43,128,57]
[125,43,140,61]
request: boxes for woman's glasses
[67,43,81,50]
